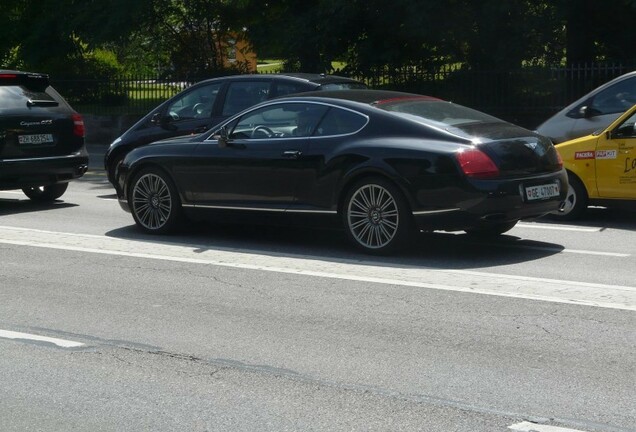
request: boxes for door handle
[282,150,302,159]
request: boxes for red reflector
[456,148,499,178]
[556,149,564,168]
[0,74,17,79]
[72,113,85,137]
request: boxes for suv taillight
[456,148,499,179]
[72,113,85,137]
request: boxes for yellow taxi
[551,104,636,219]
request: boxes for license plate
[18,134,54,145]
[525,183,560,201]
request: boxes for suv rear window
[0,86,58,110]
[0,73,59,110]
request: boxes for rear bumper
[412,169,568,231]
[0,150,89,190]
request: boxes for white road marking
[492,243,630,257]
[509,421,589,432]
[1,225,635,311]
[516,222,601,233]
[0,329,84,348]
[0,191,24,195]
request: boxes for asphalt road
[0,150,634,432]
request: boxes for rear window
[377,99,499,127]
[0,86,59,110]
[1,72,61,108]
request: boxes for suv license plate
[525,183,560,201]
[18,134,54,145]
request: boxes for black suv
[104,73,366,184]
[0,70,88,201]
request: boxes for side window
[612,111,636,138]
[222,81,270,116]
[590,78,636,115]
[167,83,222,121]
[228,103,328,140]
[315,107,367,136]
[275,82,310,97]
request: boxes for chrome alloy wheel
[131,173,173,230]
[347,184,399,249]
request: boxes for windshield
[376,98,500,127]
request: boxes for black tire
[107,154,124,186]
[465,220,518,236]
[129,167,182,234]
[549,174,588,221]
[342,177,413,254]
[22,183,69,202]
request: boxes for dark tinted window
[611,111,636,138]
[275,82,310,97]
[319,82,367,90]
[166,82,222,121]
[315,107,367,136]
[222,81,270,116]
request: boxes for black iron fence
[51,62,636,129]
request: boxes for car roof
[0,70,50,89]
[277,89,443,104]
[193,73,364,86]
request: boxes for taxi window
[612,112,636,138]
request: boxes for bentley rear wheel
[343,177,413,254]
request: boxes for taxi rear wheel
[550,174,588,220]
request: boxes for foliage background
[3,0,636,127]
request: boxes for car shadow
[104,220,564,271]
[534,207,636,231]
[77,173,115,192]
[0,197,78,215]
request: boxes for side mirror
[579,106,591,118]
[213,126,229,148]
[150,112,162,125]
[151,112,176,130]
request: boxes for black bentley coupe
[115,90,567,254]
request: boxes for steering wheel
[251,125,274,138]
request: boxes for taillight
[555,149,564,168]
[72,113,85,137]
[456,148,499,178]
